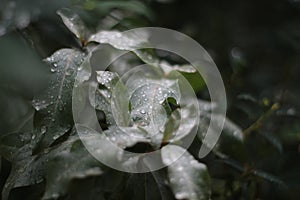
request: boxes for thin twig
[243,102,280,137]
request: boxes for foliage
[1,0,299,200]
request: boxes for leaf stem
[243,102,280,138]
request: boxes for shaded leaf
[2,147,45,200]
[91,71,130,126]
[103,126,150,149]
[197,100,243,151]
[252,169,287,188]
[162,145,211,200]
[90,0,155,21]
[162,104,198,143]
[0,131,32,162]
[2,133,104,200]
[43,139,103,199]
[260,132,283,153]
[32,48,85,152]
[57,8,88,42]
[123,171,173,200]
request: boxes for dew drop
[41,126,47,134]
[53,135,60,140]
[177,166,183,171]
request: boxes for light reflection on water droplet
[53,135,60,140]
[41,126,47,134]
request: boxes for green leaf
[43,139,103,200]
[134,50,198,76]
[197,100,243,151]
[88,30,148,51]
[97,71,131,127]
[0,131,40,199]
[123,67,180,136]
[162,109,181,143]
[260,132,283,153]
[123,170,174,200]
[75,125,124,167]
[0,131,32,162]
[181,72,206,93]
[2,149,44,200]
[103,126,150,149]
[75,125,158,173]
[161,145,211,200]
[252,169,287,187]
[57,8,88,42]
[162,104,198,143]
[1,132,104,200]
[91,71,130,126]
[150,170,176,200]
[129,80,180,138]
[160,60,196,74]
[88,30,197,78]
[92,1,155,21]
[76,53,92,83]
[32,48,85,152]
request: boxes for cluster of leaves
[0,0,155,37]
[0,5,291,200]
[0,8,206,200]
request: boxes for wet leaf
[43,139,103,199]
[1,132,104,200]
[57,8,88,42]
[162,145,211,200]
[128,79,180,137]
[103,126,150,149]
[0,131,32,162]
[252,169,287,187]
[32,48,85,152]
[197,100,244,150]
[160,60,196,74]
[162,104,198,143]
[89,30,148,51]
[123,170,174,200]
[134,51,197,75]
[91,71,130,126]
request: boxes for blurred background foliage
[0,0,299,199]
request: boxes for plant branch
[243,102,280,138]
